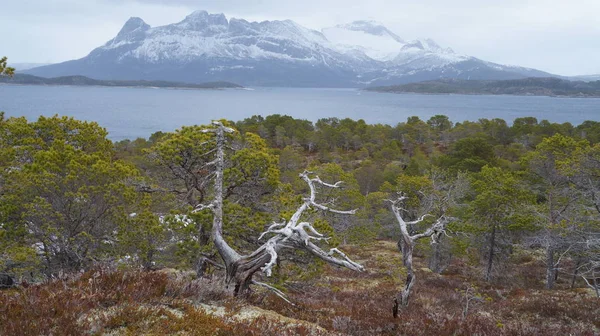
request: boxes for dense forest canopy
[2,113,599,278]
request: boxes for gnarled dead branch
[202,122,364,298]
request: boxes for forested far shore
[1,112,599,335]
[366,77,600,97]
[0,73,243,89]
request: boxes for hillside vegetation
[1,113,599,335]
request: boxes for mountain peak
[117,17,150,36]
[187,10,208,17]
[110,17,150,47]
[180,10,228,28]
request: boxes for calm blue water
[1,84,599,141]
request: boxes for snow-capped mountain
[321,20,553,85]
[323,20,463,66]
[322,20,406,61]
[105,12,351,65]
[27,11,554,87]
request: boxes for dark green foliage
[436,136,497,172]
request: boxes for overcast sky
[2,0,599,76]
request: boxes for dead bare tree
[580,264,600,298]
[428,169,469,274]
[572,236,600,297]
[199,122,364,298]
[388,193,453,317]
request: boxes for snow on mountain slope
[392,39,470,68]
[98,10,361,67]
[322,21,406,61]
[323,20,469,69]
[26,11,555,87]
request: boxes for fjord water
[1,84,599,141]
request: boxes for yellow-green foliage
[469,166,536,231]
[395,174,434,209]
[118,194,171,268]
[226,132,280,190]
[311,218,341,246]
[222,201,271,249]
[0,115,139,275]
[0,57,15,77]
[309,163,364,211]
[0,245,39,279]
[149,124,215,167]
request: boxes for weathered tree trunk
[228,249,273,295]
[485,225,496,282]
[199,122,363,299]
[593,272,599,298]
[196,257,209,278]
[570,258,581,289]
[546,244,555,289]
[427,223,455,274]
[143,249,155,271]
[389,194,453,317]
[428,239,443,274]
[209,123,243,290]
[398,236,415,308]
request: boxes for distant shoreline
[0,74,243,90]
[365,77,600,98]
[367,90,598,99]
[0,83,242,91]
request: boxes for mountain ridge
[26,10,556,87]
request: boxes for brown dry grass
[1,240,598,336]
